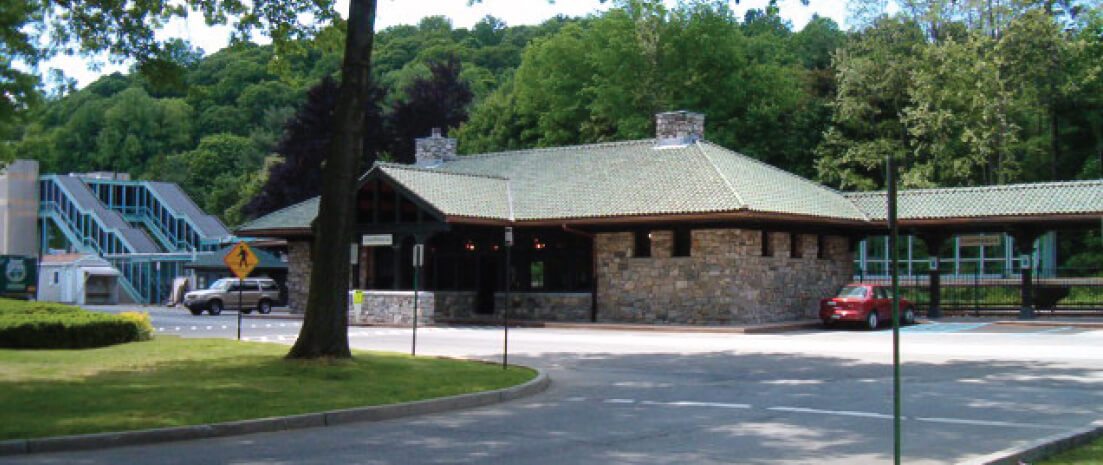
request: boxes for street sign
[223,242,259,279]
[412,244,424,268]
[958,235,1001,247]
[362,234,393,247]
[352,290,364,314]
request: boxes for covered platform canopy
[846,181,1103,317]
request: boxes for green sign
[0,255,36,298]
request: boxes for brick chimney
[414,128,457,167]
[655,111,705,146]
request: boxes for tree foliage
[456,1,844,178]
[818,0,1102,189]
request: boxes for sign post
[503,227,513,370]
[223,242,258,341]
[411,243,424,356]
[887,155,902,465]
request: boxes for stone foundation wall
[345,290,590,325]
[349,291,435,326]
[286,241,312,313]
[440,292,592,322]
[596,228,853,325]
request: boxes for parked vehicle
[820,284,915,330]
[0,255,37,300]
[183,278,280,316]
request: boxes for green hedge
[0,299,152,349]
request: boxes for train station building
[237,111,1103,326]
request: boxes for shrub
[0,298,150,349]
[118,311,153,341]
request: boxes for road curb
[995,320,1103,329]
[957,419,1103,465]
[434,319,825,334]
[0,367,548,456]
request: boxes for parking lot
[7,306,1102,465]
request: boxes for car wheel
[258,300,272,314]
[822,319,834,329]
[865,310,879,330]
[189,308,202,316]
[209,300,223,316]
[903,306,916,325]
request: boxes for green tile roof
[237,197,319,233]
[845,180,1103,221]
[379,165,513,220]
[236,138,1102,236]
[414,139,866,221]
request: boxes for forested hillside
[5,15,575,225]
[4,0,1100,228]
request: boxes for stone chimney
[655,111,705,146]
[414,128,458,167]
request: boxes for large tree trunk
[287,0,377,359]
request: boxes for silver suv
[184,278,280,316]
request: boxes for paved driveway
[4,309,1102,465]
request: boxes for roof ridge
[844,179,1103,198]
[694,141,746,209]
[454,139,654,161]
[377,162,511,181]
[237,196,319,230]
[697,141,870,221]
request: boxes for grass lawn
[0,337,535,441]
[1040,436,1103,464]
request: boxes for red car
[820,284,916,330]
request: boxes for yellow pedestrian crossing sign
[224,242,259,280]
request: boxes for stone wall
[345,290,588,325]
[440,292,592,322]
[596,228,853,325]
[286,241,312,313]
[349,291,435,326]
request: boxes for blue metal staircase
[38,175,235,304]
[83,179,232,252]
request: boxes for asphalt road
[4,306,1102,465]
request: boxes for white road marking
[604,399,636,404]
[767,406,894,419]
[565,397,588,402]
[221,325,228,329]
[914,417,1066,430]
[1024,326,1075,335]
[190,326,197,330]
[660,401,752,409]
[205,326,212,330]
[174,327,180,331]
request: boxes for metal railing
[856,267,1103,316]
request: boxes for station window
[791,233,803,258]
[634,230,651,258]
[674,229,692,257]
[817,235,826,259]
[761,231,773,257]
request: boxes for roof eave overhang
[359,167,450,223]
[885,213,1102,230]
[236,228,314,239]
[446,210,874,228]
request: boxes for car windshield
[836,286,868,298]
[209,279,234,291]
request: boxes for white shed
[37,254,121,305]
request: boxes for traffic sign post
[411,243,424,356]
[224,242,259,341]
[503,227,513,370]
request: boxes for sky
[40,0,851,89]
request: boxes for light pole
[887,155,902,465]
